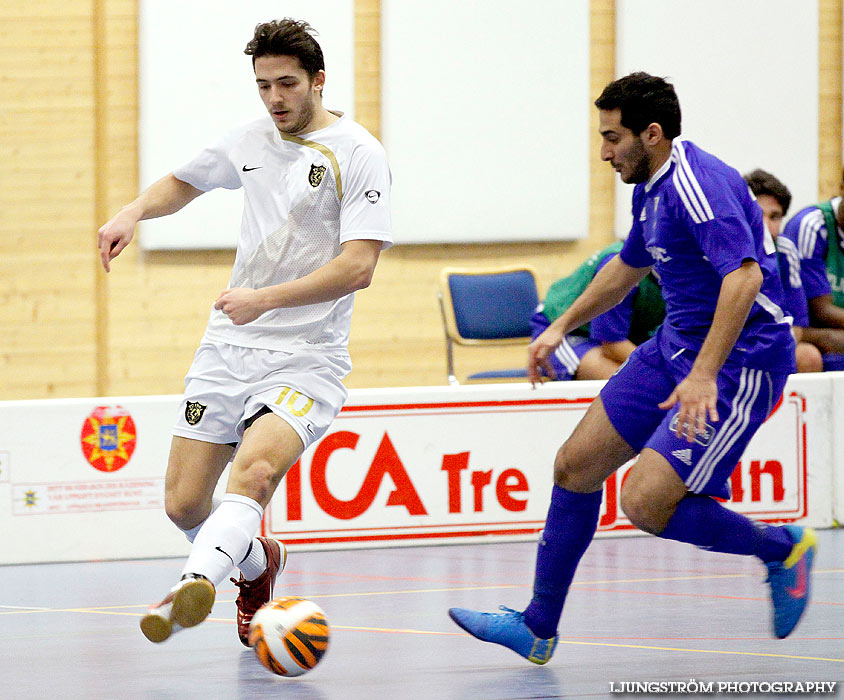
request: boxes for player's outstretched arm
[527,256,648,386]
[97,174,203,272]
[214,239,383,325]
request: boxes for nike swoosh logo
[215,546,235,566]
[305,423,315,435]
[786,558,807,599]
[242,165,262,172]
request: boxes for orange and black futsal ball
[248,596,330,677]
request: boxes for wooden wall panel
[2,0,841,398]
[96,0,235,397]
[0,5,98,398]
[819,0,843,197]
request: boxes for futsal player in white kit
[97,18,392,645]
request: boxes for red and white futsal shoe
[231,537,288,646]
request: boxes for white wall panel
[614,0,818,237]
[381,0,591,243]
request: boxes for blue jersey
[619,140,795,372]
[780,198,838,301]
[775,236,810,328]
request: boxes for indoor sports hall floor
[1,530,842,700]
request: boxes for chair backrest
[439,266,540,345]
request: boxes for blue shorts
[600,331,788,499]
[530,310,600,381]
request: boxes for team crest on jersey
[185,401,207,426]
[308,163,326,187]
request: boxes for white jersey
[174,113,393,354]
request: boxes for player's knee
[553,442,602,492]
[796,343,823,373]
[230,457,282,506]
[164,493,207,531]
[619,486,664,535]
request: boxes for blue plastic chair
[438,266,540,385]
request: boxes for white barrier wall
[0,375,840,565]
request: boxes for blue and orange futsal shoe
[448,606,558,664]
[765,525,817,638]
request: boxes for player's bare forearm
[215,239,383,324]
[691,260,762,378]
[808,294,844,329]
[799,325,844,354]
[105,175,202,230]
[97,174,203,272]
[549,256,649,337]
[528,257,648,384]
[135,174,204,219]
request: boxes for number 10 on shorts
[274,387,314,417]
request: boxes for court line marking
[574,586,844,607]
[551,640,843,664]
[319,628,844,663]
[2,567,842,615]
[6,569,844,619]
[26,609,840,663]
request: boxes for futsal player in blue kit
[449,72,817,664]
[779,170,844,363]
[744,169,823,373]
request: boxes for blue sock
[659,494,793,563]
[523,485,602,639]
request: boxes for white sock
[237,539,268,581]
[181,494,263,588]
[179,496,223,543]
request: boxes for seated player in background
[531,242,665,380]
[743,169,823,372]
[780,168,844,367]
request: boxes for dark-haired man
[449,72,816,664]
[98,18,392,645]
[780,168,844,366]
[744,169,823,372]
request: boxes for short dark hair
[595,72,682,140]
[244,18,325,78]
[744,169,792,216]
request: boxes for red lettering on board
[496,469,528,512]
[749,460,785,502]
[441,452,469,513]
[471,470,493,512]
[309,431,427,520]
[731,460,785,503]
[599,473,618,528]
[286,460,302,520]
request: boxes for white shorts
[172,340,351,450]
